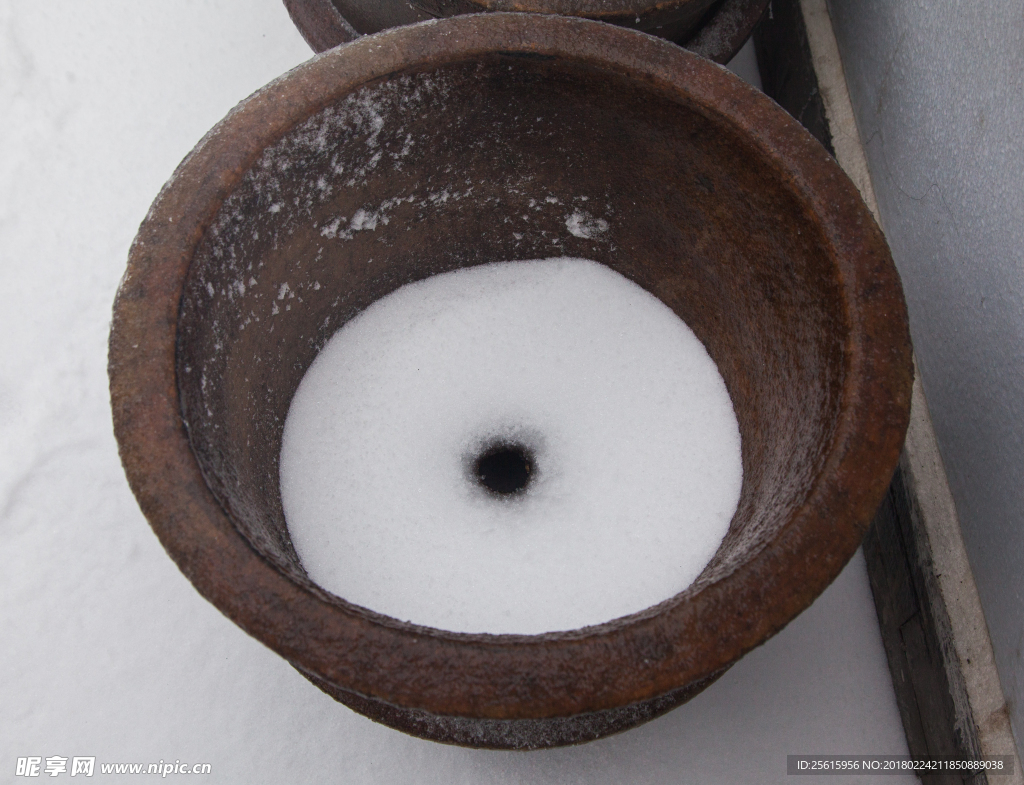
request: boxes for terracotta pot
[109,14,912,749]
[282,0,770,63]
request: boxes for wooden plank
[751,2,988,780]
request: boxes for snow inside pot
[108,14,912,749]
[282,0,771,64]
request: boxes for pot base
[296,666,728,749]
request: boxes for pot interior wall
[177,56,846,619]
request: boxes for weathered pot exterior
[282,0,770,63]
[109,14,912,749]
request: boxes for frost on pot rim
[108,14,912,749]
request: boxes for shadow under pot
[282,0,770,63]
[109,13,912,750]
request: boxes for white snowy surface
[0,3,912,782]
[282,258,741,634]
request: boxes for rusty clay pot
[282,0,770,64]
[109,14,913,750]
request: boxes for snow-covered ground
[0,2,912,782]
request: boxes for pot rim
[282,0,770,64]
[109,13,912,721]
